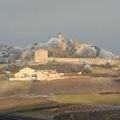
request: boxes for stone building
[9,68,63,81]
[35,49,48,64]
[37,70,61,81]
[9,67,37,81]
[15,67,36,78]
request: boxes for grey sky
[0,0,120,54]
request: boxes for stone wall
[48,57,120,65]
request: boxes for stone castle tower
[35,49,48,64]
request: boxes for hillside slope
[23,34,116,59]
[0,34,116,63]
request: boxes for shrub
[0,74,8,80]
[83,64,93,73]
[105,62,112,68]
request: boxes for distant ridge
[22,33,116,60]
[0,34,117,63]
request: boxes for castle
[35,49,48,64]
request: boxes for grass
[0,97,54,112]
[17,109,58,118]
[93,68,116,74]
[0,64,7,69]
[15,94,120,118]
[0,81,33,97]
[54,110,120,120]
[54,94,120,105]
[90,67,120,77]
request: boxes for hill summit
[0,33,116,63]
[22,33,115,60]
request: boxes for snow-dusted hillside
[0,45,22,63]
[46,35,116,58]
[98,49,115,58]
[74,44,97,58]
[22,34,116,59]
[0,34,117,63]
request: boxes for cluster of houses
[9,67,63,81]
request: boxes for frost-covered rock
[25,35,116,58]
[21,34,116,59]
[65,39,76,54]
[98,49,115,58]
[46,37,60,46]
[74,44,97,57]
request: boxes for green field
[54,94,120,105]
[90,67,120,77]
[15,94,120,119]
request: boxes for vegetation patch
[54,94,120,105]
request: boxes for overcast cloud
[0,0,120,54]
